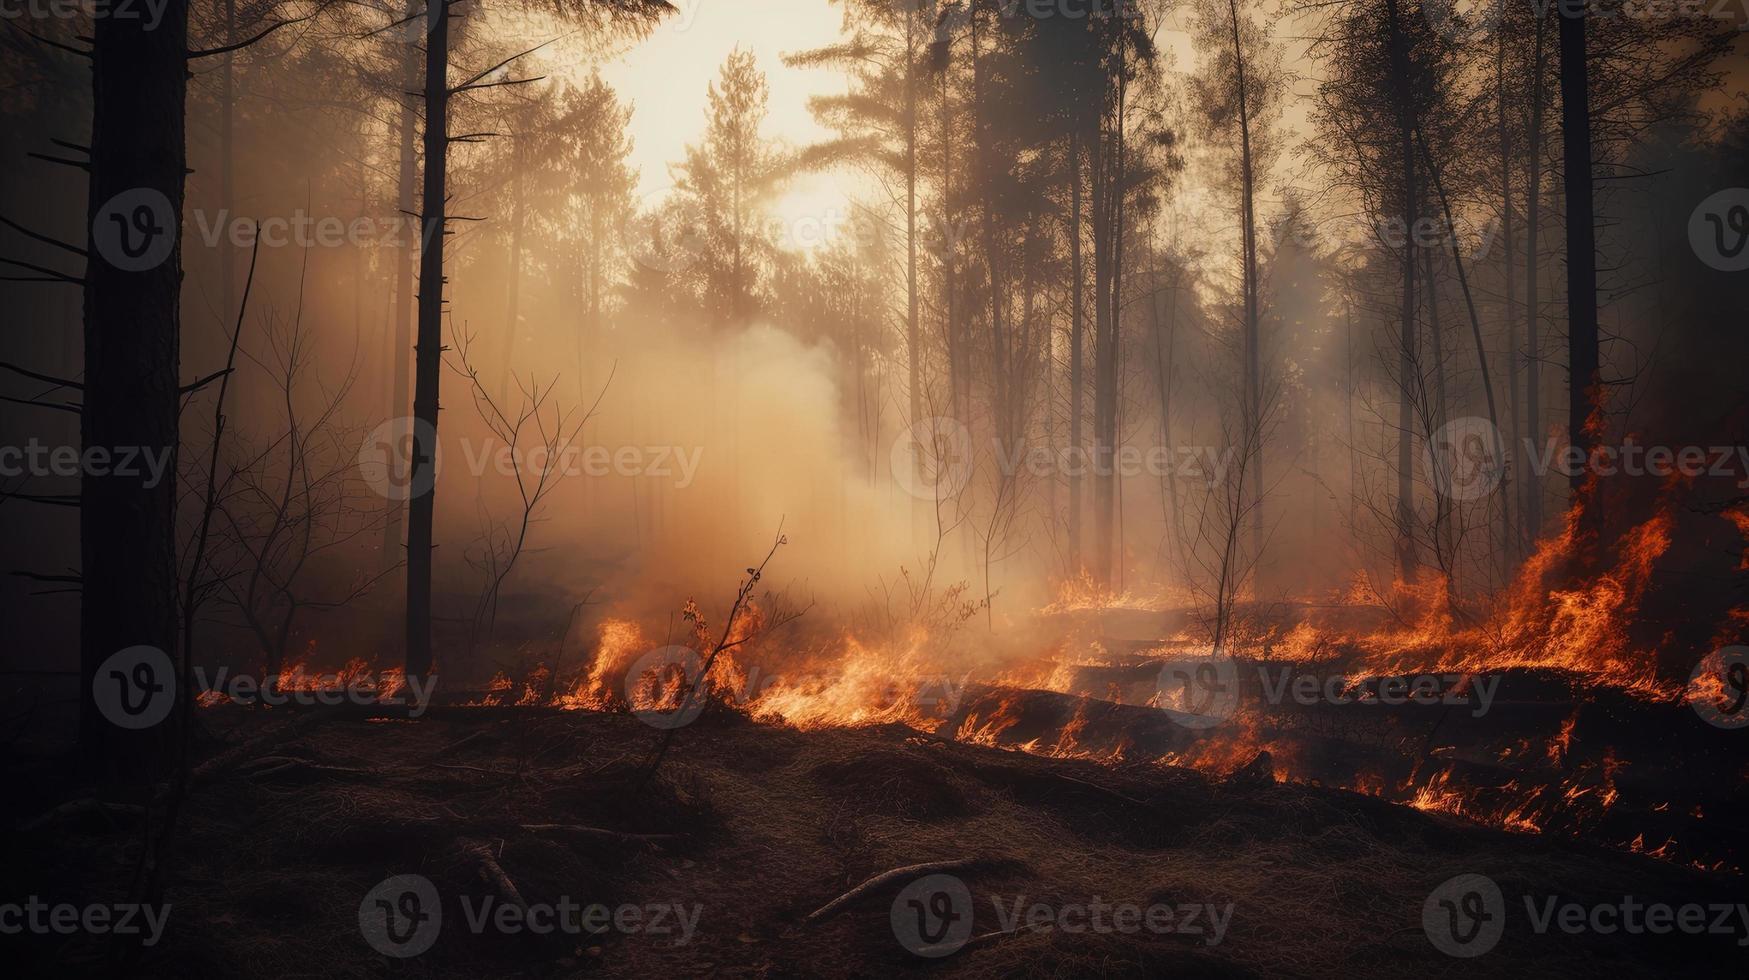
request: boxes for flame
[748,630,950,730]
[482,488,1744,870]
[1352,499,1678,699]
[953,691,1026,747]
[196,647,408,707]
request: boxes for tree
[400,0,670,684]
[561,75,637,381]
[1557,0,1598,520]
[1307,0,1452,582]
[210,295,398,686]
[74,0,193,773]
[674,48,786,328]
[787,0,931,433]
[1189,0,1284,582]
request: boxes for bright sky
[580,0,851,230]
[539,0,1746,274]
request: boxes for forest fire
[448,495,1734,876]
[5,0,1747,974]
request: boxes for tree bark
[1384,0,1420,580]
[383,2,419,562]
[905,8,920,430]
[405,0,452,680]
[1558,0,1599,515]
[220,0,235,325]
[80,0,190,773]
[1523,10,1548,549]
[1498,8,1520,569]
[1227,0,1263,585]
[1068,127,1084,570]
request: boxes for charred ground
[5,702,1744,978]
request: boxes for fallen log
[457,837,528,910]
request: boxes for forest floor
[6,702,1746,978]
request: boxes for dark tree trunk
[905,9,920,430]
[79,0,190,773]
[1227,0,1263,583]
[1523,11,1548,548]
[1499,15,1521,568]
[1558,0,1599,512]
[940,66,963,427]
[1100,64,1127,589]
[1090,107,1113,585]
[382,2,419,562]
[405,0,451,680]
[1384,0,1420,580]
[220,0,235,323]
[1068,128,1084,570]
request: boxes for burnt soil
[5,703,1745,978]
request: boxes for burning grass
[170,498,1749,887]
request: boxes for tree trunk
[1558,0,1599,515]
[905,9,920,429]
[1523,11,1548,549]
[1418,127,1508,591]
[405,0,451,680]
[498,140,525,400]
[1068,128,1084,571]
[1091,107,1113,585]
[1227,0,1263,585]
[1102,64,1127,589]
[383,3,419,562]
[940,66,964,428]
[1423,248,1450,567]
[971,8,1009,454]
[1498,9,1521,569]
[1385,0,1420,581]
[80,0,189,773]
[220,0,235,326]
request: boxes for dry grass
[4,704,1743,978]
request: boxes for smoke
[430,317,983,624]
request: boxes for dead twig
[805,858,983,924]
